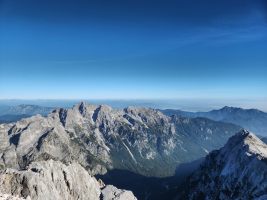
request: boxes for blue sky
[0,0,267,105]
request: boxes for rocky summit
[0,102,241,177]
[0,159,136,200]
[178,130,267,200]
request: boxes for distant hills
[161,106,267,136]
[0,104,55,123]
[0,104,55,116]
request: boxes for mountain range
[1,104,267,138]
[0,102,266,199]
[0,102,242,177]
[162,106,267,136]
[0,104,55,123]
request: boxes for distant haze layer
[0,99,266,112]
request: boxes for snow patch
[201,147,209,154]
[121,141,137,163]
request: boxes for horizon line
[0,97,267,101]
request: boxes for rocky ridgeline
[0,102,241,177]
[178,130,267,200]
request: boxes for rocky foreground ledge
[0,193,27,200]
[0,160,137,200]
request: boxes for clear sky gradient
[0,0,267,106]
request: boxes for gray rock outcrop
[0,160,101,200]
[101,185,137,200]
[0,160,137,200]
[0,194,28,200]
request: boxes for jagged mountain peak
[72,102,112,114]
[222,129,267,157]
[77,101,87,107]
[52,102,168,129]
[77,101,87,114]
[225,129,255,146]
[181,130,267,199]
[124,106,169,121]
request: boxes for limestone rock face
[0,194,28,200]
[0,160,101,200]
[0,160,138,200]
[101,185,137,200]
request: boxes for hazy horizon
[0,98,267,112]
[1,0,267,103]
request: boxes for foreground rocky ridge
[0,194,27,200]
[179,130,267,200]
[0,160,136,200]
[0,102,241,177]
